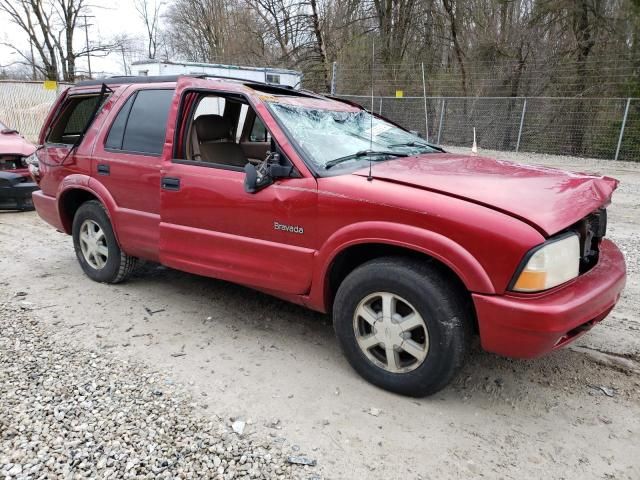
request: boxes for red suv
[30,76,626,396]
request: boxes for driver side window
[177,93,272,170]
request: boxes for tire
[333,257,471,397]
[72,200,136,284]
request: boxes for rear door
[159,79,318,295]
[91,86,174,261]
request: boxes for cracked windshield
[269,103,439,172]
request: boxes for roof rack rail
[75,75,182,86]
[74,73,324,98]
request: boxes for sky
[0,0,150,78]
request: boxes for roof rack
[75,75,183,87]
[74,74,323,99]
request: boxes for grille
[0,155,25,171]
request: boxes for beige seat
[193,114,247,167]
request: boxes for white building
[130,60,303,88]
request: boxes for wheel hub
[379,322,403,348]
[353,292,429,373]
[79,219,108,270]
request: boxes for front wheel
[72,200,136,284]
[333,257,471,397]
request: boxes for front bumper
[0,172,38,210]
[473,239,626,358]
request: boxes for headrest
[195,114,232,142]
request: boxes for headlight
[511,233,580,292]
[24,152,39,166]
[25,152,41,182]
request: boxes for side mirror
[244,152,296,194]
[410,130,423,138]
[244,162,272,193]
[268,163,293,178]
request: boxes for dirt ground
[1,149,639,479]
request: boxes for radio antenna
[368,38,375,182]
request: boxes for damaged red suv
[30,76,626,396]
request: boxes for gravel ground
[0,301,317,479]
[1,148,639,479]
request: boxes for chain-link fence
[1,79,638,161]
[0,81,70,142]
[339,95,639,162]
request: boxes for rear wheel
[72,200,136,283]
[333,257,471,397]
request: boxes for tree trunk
[442,0,467,97]
[309,0,330,92]
[569,0,597,155]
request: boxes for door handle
[97,164,110,175]
[161,177,180,191]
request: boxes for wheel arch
[57,177,118,236]
[310,222,495,314]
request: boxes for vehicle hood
[353,153,618,236]
[0,130,36,157]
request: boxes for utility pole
[120,44,129,76]
[29,42,36,80]
[80,15,95,78]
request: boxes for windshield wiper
[387,141,429,148]
[325,150,408,169]
[388,141,445,153]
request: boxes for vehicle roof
[74,74,302,94]
[71,74,362,111]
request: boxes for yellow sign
[43,80,57,90]
[395,90,404,98]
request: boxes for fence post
[615,98,631,161]
[421,62,429,142]
[437,98,445,144]
[379,97,383,114]
[515,98,527,153]
[330,61,337,95]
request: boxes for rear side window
[47,94,106,144]
[105,94,135,150]
[105,89,173,155]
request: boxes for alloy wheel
[353,292,429,373]
[79,219,109,270]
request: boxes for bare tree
[0,0,60,79]
[0,0,119,81]
[160,0,638,101]
[441,0,467,96]
[370,0,419,64]
[134,0,163,60]
[166,0,231,63]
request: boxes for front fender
[306,221,495,312]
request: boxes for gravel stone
[0,300,313,479]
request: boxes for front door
[159,81,317,295]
